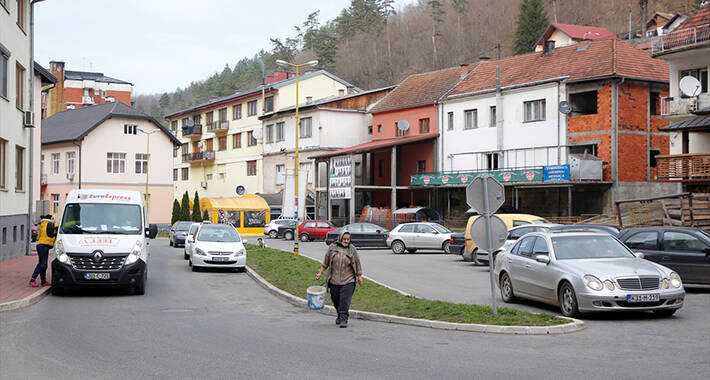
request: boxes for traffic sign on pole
[470,215,507,253]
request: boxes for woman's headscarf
[338,231,352,248]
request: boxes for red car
[297,220,337,241]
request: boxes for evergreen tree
[171,199,181,225]
[513,0,550,55]
[428,0,445,67]
[191,192,202,222]
[180,191,191,221]
[158,93,170,109]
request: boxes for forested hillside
[135,0,701,123]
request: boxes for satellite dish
[679,76,702,97]
[558,101,571,114]
[186,119,195,127]
[252,128,263,141]
[396,119,410,132]
[236,185,246,196]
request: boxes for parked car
[386,222,454,254]
[187,223,246,272]
[551,224,620,236]
[495,223,562,259]
[276,220,298,240]
[463,214,548,264]
[449,232,465,255]
[325,223,388,248]
[264,218,296,238]
[183,222,201,260]
[298,220,337,241]
[494,231,685,317]
[169,221,194,247]
[619,226,710,285]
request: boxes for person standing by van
[315,231,363,328]
[31,215,57,287]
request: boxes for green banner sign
[410,169,543,187]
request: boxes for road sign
[466,175,504,215]
[470,215,507,253]
[558,100,571,114]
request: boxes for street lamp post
[137,128,160,212]
[275,59,318,256]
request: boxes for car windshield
[60,203,142,235]
[552,235,635,260]
[431,224,451,233]
[175,222,192,231]
[197,226,241,242]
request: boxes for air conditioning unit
[23,111,34,128]
[200,181,208,189]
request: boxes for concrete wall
[371,105,438,141]
[604,182,683,214]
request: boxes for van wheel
[133,273,146,295]
[268,230,278,238]
[391,240,405,254]
[300,233,310,242]
[284,231,294,240]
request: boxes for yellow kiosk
[200,195,271,236]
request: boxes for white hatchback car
[187,223,247,272]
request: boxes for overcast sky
[35,0,411,95]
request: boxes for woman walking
[316,231,363,328]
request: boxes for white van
[51,189,157,295]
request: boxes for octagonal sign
[466,175,505,215]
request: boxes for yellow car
[463,214,548,264]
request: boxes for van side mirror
[146,224,158,239]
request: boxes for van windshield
[61,203,143,235]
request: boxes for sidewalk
[0,247,52,311]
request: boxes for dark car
[325,223,388,248]
[169,221,194,247]
[550,224,620,236]
[277,220,298,240]
[449,232,465,255]
[619,226,710,285]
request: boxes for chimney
[265,71,292,85]
[48,61,65,117]
[543,40,556,54]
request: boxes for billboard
[329,155,352,200]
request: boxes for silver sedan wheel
[391,240,406,254]
[559,283,579,317]
[499,272,515,302]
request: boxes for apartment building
[41,102,180,224]
[166,70,356,202]
[46,61,133,117]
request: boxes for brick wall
[568,83,613,180]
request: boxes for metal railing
[660,95,710,116]
[205,121,229,133]
[446,145,571,172]
[182,150,216,162]
[181,124,203,137]
[653,24,710,55]
[656,154,710,181]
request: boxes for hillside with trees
[135,0,702,124]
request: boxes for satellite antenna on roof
[252,127,263,141]
[679,76,702,98]
[396,119,410,132]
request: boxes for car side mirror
[146,224,158,239]
[535,254,550,264]
[633,252,645,259]
[432,230,439,234]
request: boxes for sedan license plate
[626,293,660,303]
[212,256,229,262]
[84,272,110,280]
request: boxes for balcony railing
[653,24,710,55]
[661,95,710,117]
[181,125,203,139]
[205,121,229,134]
[182,150,215,163]
[656,154,710,182]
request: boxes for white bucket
[306,286,326,310]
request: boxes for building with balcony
[45,61,133,117]
[40,102,180,224]
[653,4,710,189]
[165,70,357,204]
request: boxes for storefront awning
[310,133,437,160]
[200,195,270,211]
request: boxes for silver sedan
[494,231,685,317]
[387,222,454,254]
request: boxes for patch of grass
[246,245,566,326]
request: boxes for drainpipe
[26,1,44,255]
[72,139,82,189]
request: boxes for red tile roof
[310,133,437,159]
[369,66,473,114]
[551,23,616,40]
[676,5,710,30]
[450,39,669,97]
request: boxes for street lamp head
[275,59,290,67]
[305,60,319,67]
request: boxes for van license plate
[626,293,660,303]
[84,272,110,280]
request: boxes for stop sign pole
[482,178,498,314]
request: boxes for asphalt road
[1,239,709,379]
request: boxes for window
[419,118,430,133]
[181,144,188,161]
[650,91,661,115]
[264,96,274,112]
[124,124,137,135]
[508,226,537,240]
[204,138,214,151]
[181,167,189,180]
[663,231,706,252]
[247,160,257,176]
[173,147,178,158]
[532,237,549,256]
[192,114,201,126]
[51,153,59,174]
[416,224,436,234]
[569,91,597,115]
[300,117,312,139]
[20,224,24,240]
[173,168,178,181]
[13,226,17,242]
[368,125,373,135]
[1,227,5,244]
[265,124,274,143]
[679,68,708,96]
[106,152,126,173]
[300,162,313,183]
[447,112,454,131]
[205,111,214,125]
[0,138,6,189]
[170,120,177,134]
[624,231,658,250]
[399,224,416,233]
[218,107,227,121]
[232,133,241,149]
[569,143,597,156]
[66,152,75,174]
[0,47,8,99]
[17,0,26,31]
[51,194,60,213]
[135,153,149,174]
[233,104,242,120]
[485,153,500,170]
[516,236,536,257]
[218,136,227,151]
[247,131,257,146]
[247,100,257,116]
[15,62,25,109]
[489,106,497,127]
[378,159,384,177]
[276,122,285,142]
[15,145,24,190]
[338,89,345,96]
[464,109,478,130]
[416,160,426,173]
[395,121,408,136]
[181,118,188,128]
[275,164,285,185]
[524,99,546,122]
[206,174,213,181]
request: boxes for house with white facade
[41,102,180,224]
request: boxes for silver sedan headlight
[583,275,604,291]
[669,272,682,288]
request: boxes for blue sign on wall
[543,165,571,182]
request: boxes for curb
[0,287,51,313]
[246,266,585,335]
